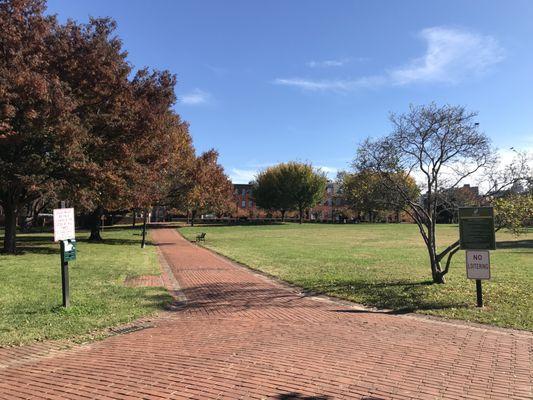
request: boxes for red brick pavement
[0,228,531,399]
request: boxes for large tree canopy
[253,162,327,223]
[0,0,194,251]
[0,0,85,252]
[253,165,293,221]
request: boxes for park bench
[196,232,206,242]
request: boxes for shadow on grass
[332,305,454,315]
[316,279,466,311]
[77,238,145,246]
[16,246,58,255]
[100,225,136,231]
[14,235,53,243]
[496,239,533,249]
[4,232,145,245]
[2,235,147,255]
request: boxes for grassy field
[181,223,532,330]
[0,228,171,346]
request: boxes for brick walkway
[0,228,531,399]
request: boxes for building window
[241,200,246,208]
[242,188,246,196]
[249,200,253,208]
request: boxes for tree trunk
[132,210,136,228]
[432,262,446,284]
[426,227,446,284]
[141,208,147,248]
[19,207,29,233]
[431,221,445,283]
[299,207,303,224]
[281,210,286,222]
[190,210,196,227]
[396,209,401,223]
[2,202,18,253]
[88,207,103,241]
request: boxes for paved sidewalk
[0,228,531,399]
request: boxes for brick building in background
[232,181,347,221]
[309,181,347,221]
[233,183,257,217]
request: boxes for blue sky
[47,0,533,183]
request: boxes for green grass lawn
[0,228,171,346]
[181,223,532,330]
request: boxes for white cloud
[306,57,368,68]
[410,146,532,194]
[273,76,385,92]
[317,166,339,179]
[274,27,504,92]
[496,146,533,169]
[229,168,257,184]
[180,89,211,105]
[390,27,505,85]
[273,78,351,91]
[307,59,347,68]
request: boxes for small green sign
[61,239,77,261]
[458,207,496,250]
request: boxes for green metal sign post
[458,207,496,250]
[459,207,496,307]
[59,239,76,308]
[60,240,69,308]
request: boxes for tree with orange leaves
[0,0,84,253]
[170,150,233,226]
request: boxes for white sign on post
[465,250,490,280]
[53,208,76,242]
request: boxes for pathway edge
[175,227,533,338]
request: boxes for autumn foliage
[0,0,222,252]
[169,150,233,225]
